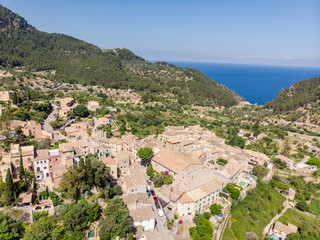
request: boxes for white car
[158,209,164,217]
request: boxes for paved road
[42,103,68,140]
[43,84,63,92]
[139,165,172,240]
[42,103,58,133]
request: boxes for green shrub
[196,217,213,238]
[307,158,320,168]
[49,192,61,206]
[137,147,154,161]
[210,203,222,215]
[203,212,211,220]
[296,201,309,212]
[217,158,228,166]
[252,165,269,179]
[39,191,49,200]
[309,198,320,215]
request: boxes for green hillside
[0,4,239,107]
[265,77,320,112]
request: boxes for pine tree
[4,168,13,205]
[86,158,94,187]
[19,155,25,181]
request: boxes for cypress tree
[19,155,24,181]
[4,168,13,205]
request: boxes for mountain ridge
[0,4,239,107]
[264,77,320,112]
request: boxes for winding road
[42,103,58,133]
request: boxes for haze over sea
[169,62,320,105]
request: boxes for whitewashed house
[34,149,50,180]
[130,206,155,231]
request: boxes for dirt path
[263,198,289,235]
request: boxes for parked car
[155,202,161,209]
[150,190,155,196]
[158,209,164,217]
[153,196,158,203]
[147,179,152,185]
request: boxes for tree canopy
[98,197,132,240]
[137,147,154,161]
[73,105,89,118]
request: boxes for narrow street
[42,103,68,140]
[138,165,172,240]
[42,103,58,133]
[93,116,98,132]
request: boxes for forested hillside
[265,77,320,112]
[0,5,239,107]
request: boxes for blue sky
[1,0,320,67]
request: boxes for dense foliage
[223,182,285,240]
[210,203,222,215]
[60,155,110,199]
[23,199,99,239]
[0,211,23,240]
[265,77,320,113]
[189,214,213,240]
[73,105,89,117]
[252,165,269,180]
[98,197,132,240]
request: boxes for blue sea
[169,62,320,105]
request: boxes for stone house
[0,91,14,102]
[177,181,221,218]
[130,206,155,231]
[272,221,298,239]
